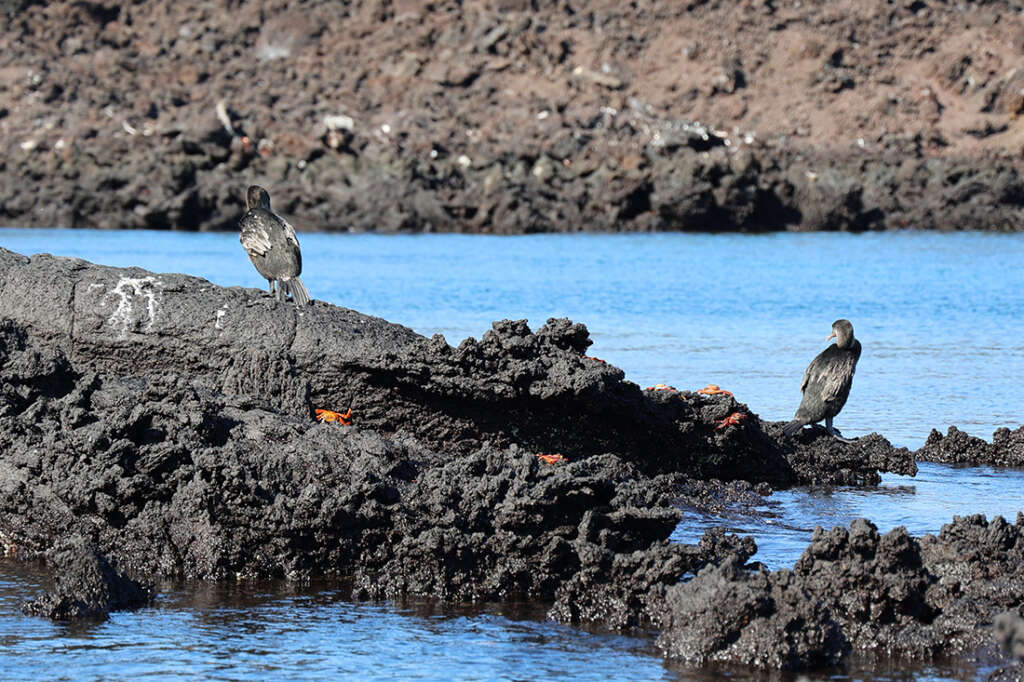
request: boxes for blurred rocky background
[0,0,1021,232]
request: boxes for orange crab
[536,453,568,465]
[645,383,678,392]
[585,355,606,364]
[315,408,352,425]
[714,411,748,431]
[697,384,733,397]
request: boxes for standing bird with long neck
[782,319,861,442]
[239,185,311,306]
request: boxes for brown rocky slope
[0,0,1022,232]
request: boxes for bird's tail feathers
[284,277,311,306]
[782,420,804,438]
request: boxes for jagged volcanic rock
[0,247,913,486]
[0,1,1021,232]
[995,611,1024,660]
[0,247,952,671]
[20,535,152,621]
[655,513,1024,671]
[916,425,1024,467]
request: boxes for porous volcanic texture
[0,1,1021,232]
[0,248,911,629]
[916,425,1024,466]
[20,535,152,621]
[4,249,1024,672]
[0,247,915,486]
[995,611,1024,660]
[656,514,1024,671]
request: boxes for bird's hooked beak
[826,330,837,343]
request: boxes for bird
[782,319,861,442]
[238,185,310,306]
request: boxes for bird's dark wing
[239,213,273,257]
[280,216,300,249]
[801,345,858,405]
[819,352,857,406]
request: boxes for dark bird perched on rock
[239,185,310,306]
[783,319,861,442]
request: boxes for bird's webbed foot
[827,425,857,443]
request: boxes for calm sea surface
[1,228,1022,680]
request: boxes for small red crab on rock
[585,355,606,364]
[645,383,678,392]
[697,384,733,397]
[315,408,352,425]
[536,453,568,465]
[714,411,748,431]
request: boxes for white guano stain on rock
[103,276,162,337]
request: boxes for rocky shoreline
[19,535,152,621]
[1,1,1022,233]
[917,425,1024,467]
[2,247,1024,674]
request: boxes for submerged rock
[20,535,152,621]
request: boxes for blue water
[673,461,1024,571]
[2,228,1023,679]
[0,570,669,680]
